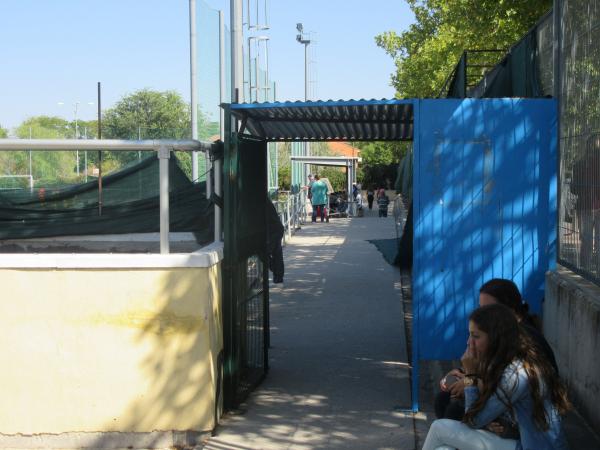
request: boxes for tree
[278,165,291,190]
[1,116,83,186]
[320,167,346,192]
[103,89,190,140]
[102,89,189,171]
[102,89,219,177]
[376,0,552,98]
[357,141,405,166]
[15,116,71,139]
[355,141,409,189]
[0,125,7,138]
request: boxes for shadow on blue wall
[413,98,557,361]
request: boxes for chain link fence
[557,0,600,282]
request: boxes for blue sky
[0,0,414,130]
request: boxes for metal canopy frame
[224,97,557,417]
[223,99,415,413]
[289,155,360,166]
[290,156,359,210]
[229,99,414,142]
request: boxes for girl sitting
[423,303,570,450]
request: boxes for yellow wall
[0,264,222,434]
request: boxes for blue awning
[229,99,414,141]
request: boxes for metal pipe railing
[0,138,212,255]
[276,190,307,244]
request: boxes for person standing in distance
[310,175,328,223]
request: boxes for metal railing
[0,138,213,254]
[275,190,307,244]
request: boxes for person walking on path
[266,198,285,284]
[367,187,375,210]
[310,175,328,223]
[378,192,390,217]
[305,174,315,220]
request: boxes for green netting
[446,53,467,98]
[477,33,541,98]
[395,150,413,201]
[444,12,550,99]
[0,155,213,243]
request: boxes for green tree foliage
[198,119,220,140]
[0,125,7,138]
[103,89,190,140]
[278,165,291,190]
[376,0,552,97]
[102,89,189,171]
[356,141,409,189]
[0,116,84,186]
[102,89,218,177]
[16,116,71,139]
[320,167,346,192]
[358,141,405,166]
[277,142,291,171]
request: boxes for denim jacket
[464,360,569,450]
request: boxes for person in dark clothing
[367,188,375,210]
[266,199,285,284]
[377,193,389,217]
[435,279,559,439]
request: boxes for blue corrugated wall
[413,98,557,362]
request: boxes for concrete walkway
[204,208,416,449]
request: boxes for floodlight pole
[296,23,311,178]
[190,0,200,184]
[296,24,311,102]
[304,42,309,101]
[231,0,244,105]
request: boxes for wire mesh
[236,255,265,402]
[536,12,554,96]
[558,0,600,283]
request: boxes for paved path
[204,209,415,449]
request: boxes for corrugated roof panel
[230,99,414,141]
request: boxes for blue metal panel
[413,98,557,361]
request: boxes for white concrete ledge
[0,241,224,269]
[0,430,210,449]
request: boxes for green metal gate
[223,129,270,409]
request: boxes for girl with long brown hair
[423,303,570,450]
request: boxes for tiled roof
[327,141,360,157]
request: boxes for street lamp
[58,101,94,179]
